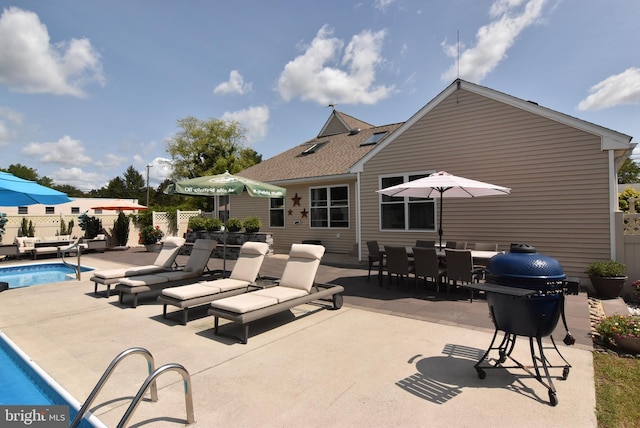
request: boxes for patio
[0,248,597,427]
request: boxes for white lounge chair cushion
[119,274,170,287]
[162,278,248,300]
[251,286,309,303]
[92,265,164,279]
[211,293,278,314]
[278,244,325,293]
[229,242,269,282]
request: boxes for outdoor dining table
[377,247,502,287]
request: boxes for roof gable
[318,110,373,138]
[350,79,633,172]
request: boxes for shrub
[226,217,243,232]
[113,212,130,246]
[243,216,262,233]
[204,217,223,231]
[188,217,207,231]
[585,260,627,277]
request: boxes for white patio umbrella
[376,171,511,248]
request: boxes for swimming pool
[0,332,105,427]
[0,263,94,288]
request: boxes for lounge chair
[157,242,270,325]
[207,244,344,344]
[115,239,217,307]
[89,237,186,297]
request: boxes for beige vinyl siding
[360,89,611,279]
[231,180,358,255]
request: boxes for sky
[0,0,639,192]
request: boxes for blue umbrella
[0,171,73,206]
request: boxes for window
[269,197,285,227]
[310,185,349,228]
[18,206,28,215]
[71,207,80,214]
[380,173,435,231]
[45,207,55,214]
[360,131,387,146]
[299,141,327,156]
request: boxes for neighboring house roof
[351,79,634,173]
[239,110,402,183]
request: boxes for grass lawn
[593,351,640,428]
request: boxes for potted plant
[595,314,640,354]
[226,217,243,232]
[204,217,223,232]
[585,260,628,299]
[243,216,262,234]
[139,225,164,251]
[188,217,207,232]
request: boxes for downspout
[356,171,362,261]
[609,149,618,260]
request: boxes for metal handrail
[59,239,83,280]
[70,347,158,428]
[117,363,195,427]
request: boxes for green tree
[53,184,85,198]
[3,164,39,181]
[619,158,640,184]
[165,116,262,180]
[123,165,145,199]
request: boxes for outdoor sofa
[115,239,217,307]
[89,236,186,297]
[207,243,344,344]
[157,241,269,325]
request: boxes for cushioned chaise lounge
[115,239,217,307]
[207,243,344,344]
[157,241,270,325]
[89,237,186,297]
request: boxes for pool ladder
[59,239,83,280]
[70,347,195,428]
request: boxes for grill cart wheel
[333,294,343,309]
[476,368,486,379]
[562,367,570,380]
[549,390,558,406]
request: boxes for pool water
[0,263,94,288]
[0,332,104,427]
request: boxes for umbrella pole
[438,190,444,249]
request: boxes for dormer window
[360,131,387,146]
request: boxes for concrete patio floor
[0,248,599,427]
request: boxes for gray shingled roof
[239,111,402,182]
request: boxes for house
[233,79,635,280]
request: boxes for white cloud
[441,0,547,83]
[147,157,173,186]
[50,167,107,192]
[578,68,640,111]
[222,105,270,144]
[21,135,92,165]
[277,25,394,105]
[374,0,395,12]
[213,70,252,95]
[94,153,127,169]
[0,7,104,96]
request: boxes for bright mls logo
[1,406,68,427]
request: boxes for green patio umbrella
[165,171,286,273]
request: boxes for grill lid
[486,243,565,288]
